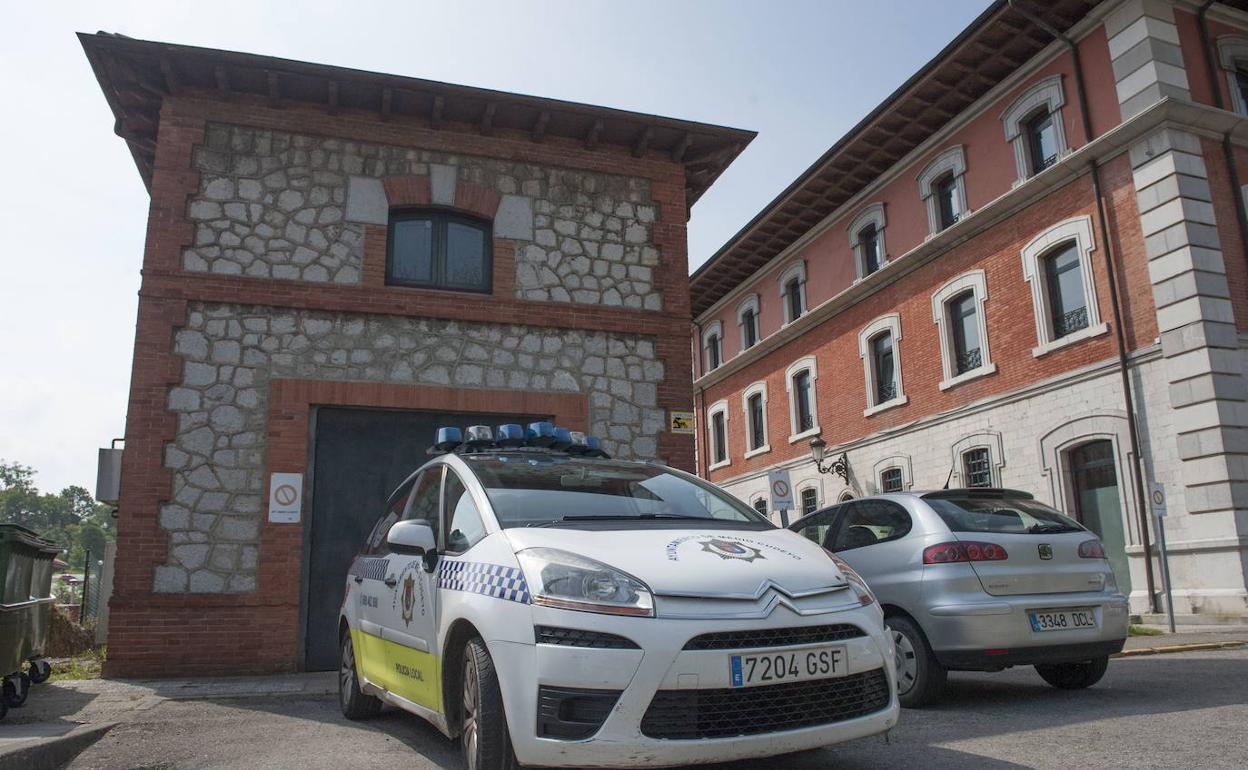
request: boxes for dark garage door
[303,407,543,671]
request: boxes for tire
[3,674,30,708]
[28,660,51,685]
[461,636,519,770]
[339,630,382,719]
[887,616,947,708]
[1035,656,1110,690]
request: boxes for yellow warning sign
[669,411,695,435]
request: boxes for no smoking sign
[269,472,304,523]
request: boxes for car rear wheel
[887,616,947,708]
[1034,655,1109,690]
[339,630,382,719]
[28,660,51,685]
[461,636,518,770]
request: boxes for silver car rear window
[926,497,1084,535]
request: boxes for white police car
[338,423,899,769]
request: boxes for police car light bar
[428,423,610,458]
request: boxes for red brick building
[81,33,751,675]
[691,0,1248,620]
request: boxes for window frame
[951,432,1004,489]
[1023,107,1059,176]
[707,399,731,471]
[751,495,769,517]
[879,467,904,494]
[741,381,771,458]
[784,356,820,443]
[916,146,969,237]
[386,208,493,293]
[858,313,907,416]
[961,447,994,489]
[442,467,489,554]
[827,500,914,552]
[1000,75,1069,186]
[701,321,724,372]
[778,261,807,325]
[1218,36,1248,115]
[1020,216,1107,357]
[736,294,762,351]
[931,269,996,390]
[847,203,888,281]
[798,485,820,517]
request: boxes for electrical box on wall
[96,445,123,504]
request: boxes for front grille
[537,686,622,740]
[640,668,890,740]
[535,626,639,649]
[683,623,865,651]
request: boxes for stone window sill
[788,426,821,445]
[1032,322,1108,358]
[864,395,908,417]
[708,458,732,472]
[744,444,772,460]
[939,363,998,391]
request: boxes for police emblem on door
[401,573,417,626]
[1038,543,1053,560]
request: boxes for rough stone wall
[156,301,663,593]
[183,124,662,308]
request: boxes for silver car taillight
[922,541,1008,564]
[1077,540,1107,559]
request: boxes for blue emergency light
[465,425,493,447]
[496,423,526,447]
[550,427,573,451]
[434,427,463,452]
[526,421,556,447]
[429,422,609,458]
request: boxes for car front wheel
[339,630,382,719]
[461,636,518,770]
[1034,656,1110,690]
[887,616,947,708]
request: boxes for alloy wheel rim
[891,627,918,695]
[340,637,355,704]
[463,653,480,770]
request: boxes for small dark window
[963,447,993,488]
[935,173,961,230]
[793,370,814,433]
[860,223,882,275]
[785,277,804,321]
[1025,109,1059,175]
[831,500,912,551]
[1043,242,1088,339]
[872,333,896,405]
[405,467,444,541]
[711,411,727,465]
[747,393,766,451]
[444,470,486,553]
[880,467,903,493]
[753,498,768,516]
[796,507,839,548]
[706,333,722,371]
[800,487,819,516]
[1235,66,1248,116]
[387,210,491,292]
[948,290,982,374]
[742,309,758,349]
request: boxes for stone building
[81,33,751,675]
[690,0,1248,621]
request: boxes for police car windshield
[464,454,772,530]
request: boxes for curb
[0,722,116,770]
[1115,640,1247,658]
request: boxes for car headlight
[824,549,875,606]
[516,548,655,618]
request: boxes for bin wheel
[28,660,51,685]
[3,674,30,708]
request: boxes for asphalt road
[57,647,1248,770]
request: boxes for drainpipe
[1198,2,1248,276]
[692,319,709,478]
[1009,0,1158,610]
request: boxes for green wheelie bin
[0,523,61,720]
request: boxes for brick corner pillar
[1131,126,1248,514]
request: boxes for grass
[1129,624,1166,637]
[49,645,107,681]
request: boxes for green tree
[0,460,116,570]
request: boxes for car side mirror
[387,520,437,556]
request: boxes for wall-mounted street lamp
[809,436,849,483]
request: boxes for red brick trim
[382,175,432,207]
[455,180,503,220]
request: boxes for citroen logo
[1038,543,1053,560]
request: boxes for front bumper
[487,604,899,768]
[920,591,1130,671]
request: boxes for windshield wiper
[530,513,710,528]
[1028,523,1082,534]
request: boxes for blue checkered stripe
[349,557,390,581]
[437,560,531,604]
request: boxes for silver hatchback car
[789,488,1129,707]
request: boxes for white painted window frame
[950,432,1005,488]
[736,293,762,351]
[707,398,731,471]
[858,313,907,416]
[778,261,807,325]
[847,203,888,280]
[931,269,996,390]
[749,493,769,516]
[701,320,724,372]
[1020,215,1107,357]
[872,454,913,493]
[916,145,970,237]
[796,480,822,516]
[1217,36,1248,116]
[741,380,771,459]
[1000,75,1069,186]
[784,355,820,443]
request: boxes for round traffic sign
[274,483,298,507]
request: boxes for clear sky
[0,0,991,494]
